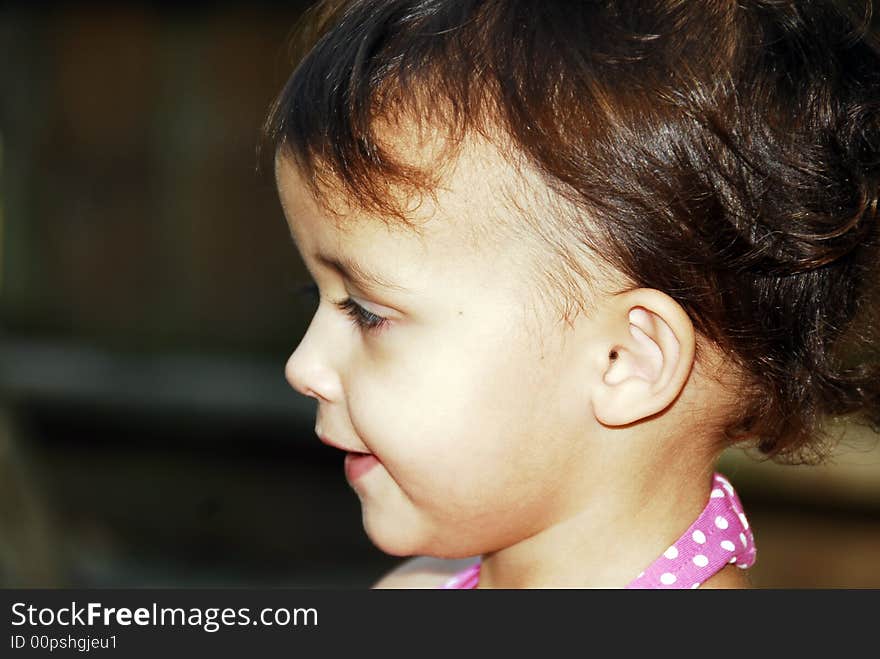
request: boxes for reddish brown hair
[263,0,880,464]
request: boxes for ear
[590,289,696,426]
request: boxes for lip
[316,432,379,481]
[317,433,342,450]
[344,452,380,481]
[317,433,363,453]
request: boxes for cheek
[347,323,568,505]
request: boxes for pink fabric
[441,472,756,589]
[442,562,481,589]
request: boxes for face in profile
[275,140,606,558]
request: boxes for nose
[284,319,343,402]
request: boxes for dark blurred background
[1,1,878,589]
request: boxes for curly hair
[263,0,880,464]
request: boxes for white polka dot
[660,573,677,585]
[739,512,749,530]
[692,530,706,544]
[691,582,701,589]
[740,532,747,547]
[722,482,734,495]
[729,556,737,563]
[664,545,679,559]
[720,540,736,552]
[637,571,645,579]
[710,488,724,498]
[692,554,709,567]
[714,515,729,530]
[737,563,749,569]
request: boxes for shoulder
[371,555,480,589]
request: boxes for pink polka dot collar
[441,472,757,589]
[626,472,757,588]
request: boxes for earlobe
[591,292,695,426]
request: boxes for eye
[336,298,389,333]
[295,282,388,334]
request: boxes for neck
[476,456,717,589]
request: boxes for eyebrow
[283,219,410,294]
[314,252,411,295]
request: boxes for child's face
[275,141,605,558]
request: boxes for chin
[362,511,484,559]
[362,513,424,557]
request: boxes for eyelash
[297,282,389,333]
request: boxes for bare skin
[373,556,753,589]
[277,126,753,590]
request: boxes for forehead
[273,127,539,269]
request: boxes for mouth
[316,432,339,449]
[344,451,380,481]
[317,433,372,456]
